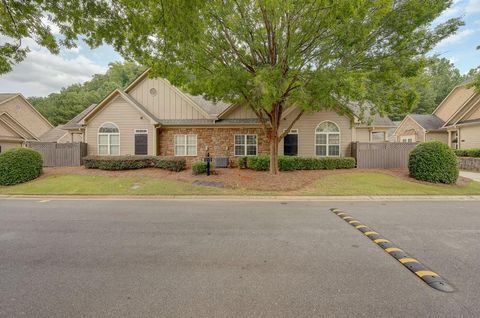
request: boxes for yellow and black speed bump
[331,208,454,293]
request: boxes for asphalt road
[0,199,479,317]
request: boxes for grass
[0,171,479,196]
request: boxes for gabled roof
[81,89,160,124]
[62,104,97,130]
[0,112,38,140]
[409,114,445,131]
[38,126,68,142]
[0,93,53,129]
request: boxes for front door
[284,133,298,156]
[135,131,148,155]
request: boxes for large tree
[29,62,144,126]
[75,0,460,173]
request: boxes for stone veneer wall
[458,157,480,172]
[157,127,270,165]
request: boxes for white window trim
[234,134,258,156]
[400,135,416,143]
[98,122,120,155]
[174,134,197,156]
[134,129,148,134]
[315,121,340,157]
[371,131,386,142]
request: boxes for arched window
[315,121,340,156]
[98,122,120,155]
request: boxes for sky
[1,0,480,98]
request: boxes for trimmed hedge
[191,161,215,175]
[246,155,356,171]
[454,149,480,158]
[409,141,459,184]
[237,156,248,169]
[0,148,43,186]
[84,156,186,171]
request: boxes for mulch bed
[41,166,472,191]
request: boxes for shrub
[409,141,459,184]
[0,148,43,186]
[247,155,270,171]
[455,149,480,158]
[152,157,186,171]
[245,155,356,171]
[191,160,216,175]
[237,156,248,169]
[84,156,186,171]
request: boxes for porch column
[152,126,158,156]
[447,130,452,148]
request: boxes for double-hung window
[315,121,340,157]
[98,122,120,155]
[234,134,257,156]
[174,134,197,156]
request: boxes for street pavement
[0,199,479,317]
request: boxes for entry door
[284,133,298,156]
[134,131,148,155]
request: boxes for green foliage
[454,149,480,158]
[152,157,186,171]
[237,156,248,169]
[247,156,356,171]
[84,156,186,171]
[0,1,112,74]
[192,161,207,175]
[28,62,145,126]
[409,141,459,184]
[68,0,461,173]
[0,148,43,186]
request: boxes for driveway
[0,199,479,317]
[460,170,480,182]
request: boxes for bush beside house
[0,148,43,186]
[454,149,480,158]
[84,156,186,171]
[409,141,458,184]
[246,155,356,171]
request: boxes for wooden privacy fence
[352,142,417,169]
[26,142,87,167]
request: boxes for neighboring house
[38,125,83,143]
[394,84,480,149]
[63,69,395,161]
[0,93,53,153]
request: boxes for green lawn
[0,172,479,196]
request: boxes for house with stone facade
[394,83,480,149]
[0,93,53,153]
[62,69,395,163]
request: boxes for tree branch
[279,108,305,140]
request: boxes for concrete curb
[1,194,480,201]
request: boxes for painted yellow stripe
[399,258,419,264]
[385,247,403,253]
[374,239,390,244]
[355,225,367,229]
[336,212,347,216]
[364,231,378,236]
[342,216,354,220]
[415,271,439,278]
[348,220,360,224]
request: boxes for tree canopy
[29,62,144,126]
[73,0,461,173]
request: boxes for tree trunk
[269,132,279,174]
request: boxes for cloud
[436,28,475,47]
[0,38,106,97]
[466,0,480,14]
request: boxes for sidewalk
[460,170,480,182]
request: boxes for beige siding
[223,105,257,119]
[278,108,353,157]
[425,132,448,143]
[355,128,371,142]
[394,116,425,142]
[464,102,480,121]
[459,125,480,149]
[128,77,207,120]
[0,96,51,138]
[434,86,475,122]
[57,132,84,143]
[86,96,156,155]
[0,120,21,138]
[0,142,22,153]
